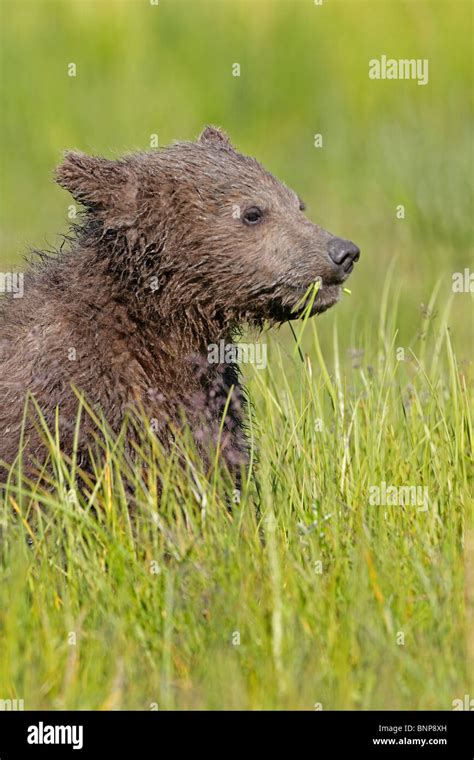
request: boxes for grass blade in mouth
[291,279,321,359]
[291,279,322,316]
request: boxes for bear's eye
[242,206,263,225]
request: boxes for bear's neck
[74,245,235,369]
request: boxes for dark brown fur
[0,127,357,477]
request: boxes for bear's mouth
[267,282,342,322]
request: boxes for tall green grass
[0,285,471,710]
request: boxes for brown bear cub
[0,127,359,477]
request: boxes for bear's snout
[327,237,360,280]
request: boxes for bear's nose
[327,238,360,269]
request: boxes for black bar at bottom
[0,710,472,757]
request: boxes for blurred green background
[0,0,472,354]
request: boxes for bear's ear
[198,126,233,149]
[54,151,138,226]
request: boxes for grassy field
[0,0,472,710]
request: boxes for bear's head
[55,127,359,327]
